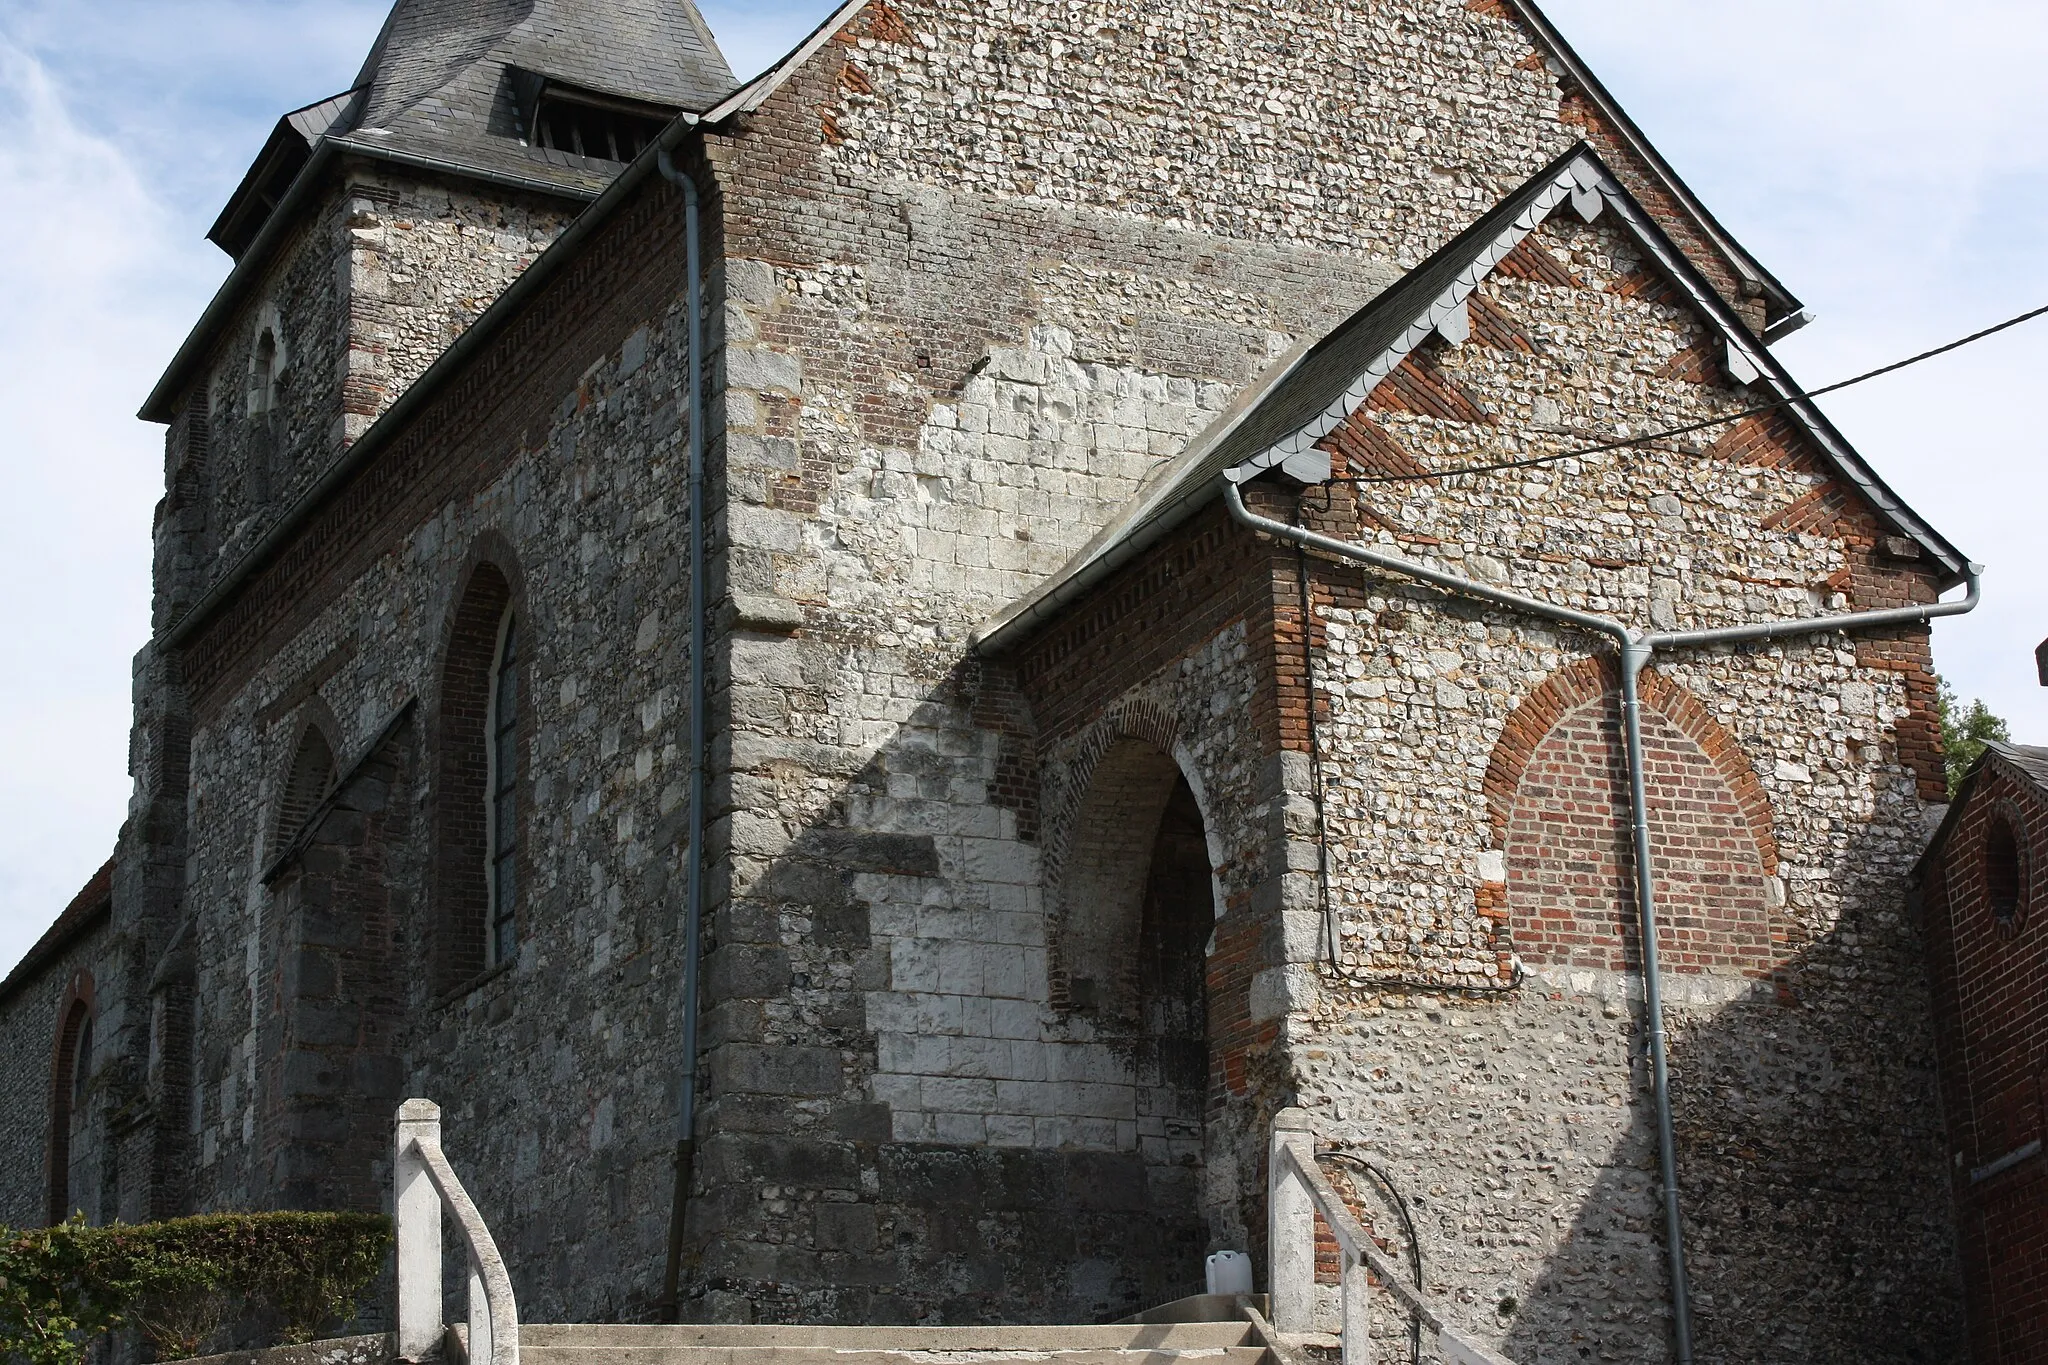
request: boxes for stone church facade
[0,0,1980,1359]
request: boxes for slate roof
[0,857,113,1009]
[1913,742,2048,880]
[972,143,1969,656]
[211,0,738,257]
[331,0,737,198]
[1990,742,2048,795]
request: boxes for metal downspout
[1618,636,1692,1362]
[1223,480,1980,1363]
[655,145,706,1322]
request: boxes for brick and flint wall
[157,154,706,1324]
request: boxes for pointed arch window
[48,985,93,1226]
[275,723,336,849]
[487,608,520,966]
[434,558,521,988]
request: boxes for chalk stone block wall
[1923,757,2048,1365]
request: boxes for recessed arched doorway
[1055,736,1217,1312]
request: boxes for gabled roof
[1914,742,2048,880]
[973,144,1967,657]
[335,0,735,194]
[0,857,114,1009]
[144,0,738,420]
[209,89,366,259]
[1490,0,1803,338]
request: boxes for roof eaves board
[1498,0,1801,326]
[704,0,872,123]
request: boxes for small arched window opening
[486,607,521,966]
[274,723,336,850]
[71,1016,93,1110]
[250,328,279,416]
[1985,812,2026,933]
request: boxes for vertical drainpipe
[1618,636,1692,1361]
[1224,480,1979,1364]
[655,141,706,1323]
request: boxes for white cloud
[0,36,178,963]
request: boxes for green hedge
[0,1211,390,1365]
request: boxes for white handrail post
[1341,1246,1369,1365]
[1268,1107,1317,1334]
[469,1257,492,1365]
[395,1099,444,1362]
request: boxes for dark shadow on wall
[1498,815,1966,1365]
[677,664,1265,1327]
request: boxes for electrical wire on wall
[1315,299,2048,491]
[1322,1150,1427,1365]
[1290,506,1525,998]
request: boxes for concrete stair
[509,1317,1270,1365]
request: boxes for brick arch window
[48,973,94,1225]
[1489,662,1779,976]
[273,721,336,849]
[434,558,524,987]
[1982,807,2028,936]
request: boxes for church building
[0,0,1981,1358]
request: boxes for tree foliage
[0,1211,389,1365]
[1939,678,2011,799]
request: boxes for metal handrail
[395,1099,520,1365]
[1268,1108,1511,1365]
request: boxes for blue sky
[0,0,2042,967]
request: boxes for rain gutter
[1223,479,1981,1365]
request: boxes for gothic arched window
[434,558,521,988]
[274,723,336,850]
[486,608,520,966]
[48,986,93,1225]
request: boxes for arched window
[487,608,520,966]
[274,723,336,849]
[48,987,93,1225]
[251,328,278,416]
[1984,811,2026,934]
[435,559,520,987]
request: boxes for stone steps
[522,1346,1268,1365]
[507,1314,1268,1365]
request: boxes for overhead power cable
[1324,299,2048,487]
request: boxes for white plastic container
[1205,1249,1254,1295]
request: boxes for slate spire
[209,0,736,257]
